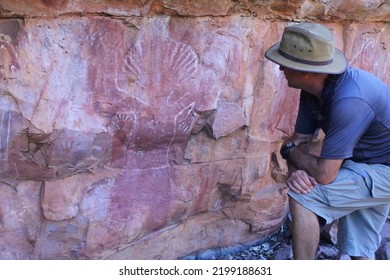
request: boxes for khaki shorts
[288,160,390,258]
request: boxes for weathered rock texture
[0,0,389,259]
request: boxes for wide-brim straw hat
[265,23,348,74]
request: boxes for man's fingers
[287,177,310,194]
[308,175,318,186]
[287,170,318,194]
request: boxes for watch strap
[280,142,296,160]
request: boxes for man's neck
[301,73,328,99]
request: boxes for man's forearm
[287,146,341,185]
[288,146,320,177]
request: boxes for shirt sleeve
[320,98,375,159]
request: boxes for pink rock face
[0,1,389,260]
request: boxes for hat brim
[265,43,348,74]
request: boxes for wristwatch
[280,142,296,160]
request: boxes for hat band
[279,49,333,66]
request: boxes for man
[265,23,390,260]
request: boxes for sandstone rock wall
[0,0,389,259]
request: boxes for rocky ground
[184,211,390,260]
[214,221,339,260]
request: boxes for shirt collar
[321,67,349,102]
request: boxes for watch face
[286,142,294,148]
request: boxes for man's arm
[282,133,318,194]
[282,132,343,193]
[288,146,343,185]
[283,132,314,175]
[292,98,374,184]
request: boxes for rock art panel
[0,6,281,262]
[81,17,256,258]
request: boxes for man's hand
[286,169,318,194]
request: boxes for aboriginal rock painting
[0,17,234,247]
[88,18,201,168]
[87,18,204,239]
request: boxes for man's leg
[289,196,320,259]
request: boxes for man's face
[279,65,304,89]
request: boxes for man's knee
[288,196,322,224]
